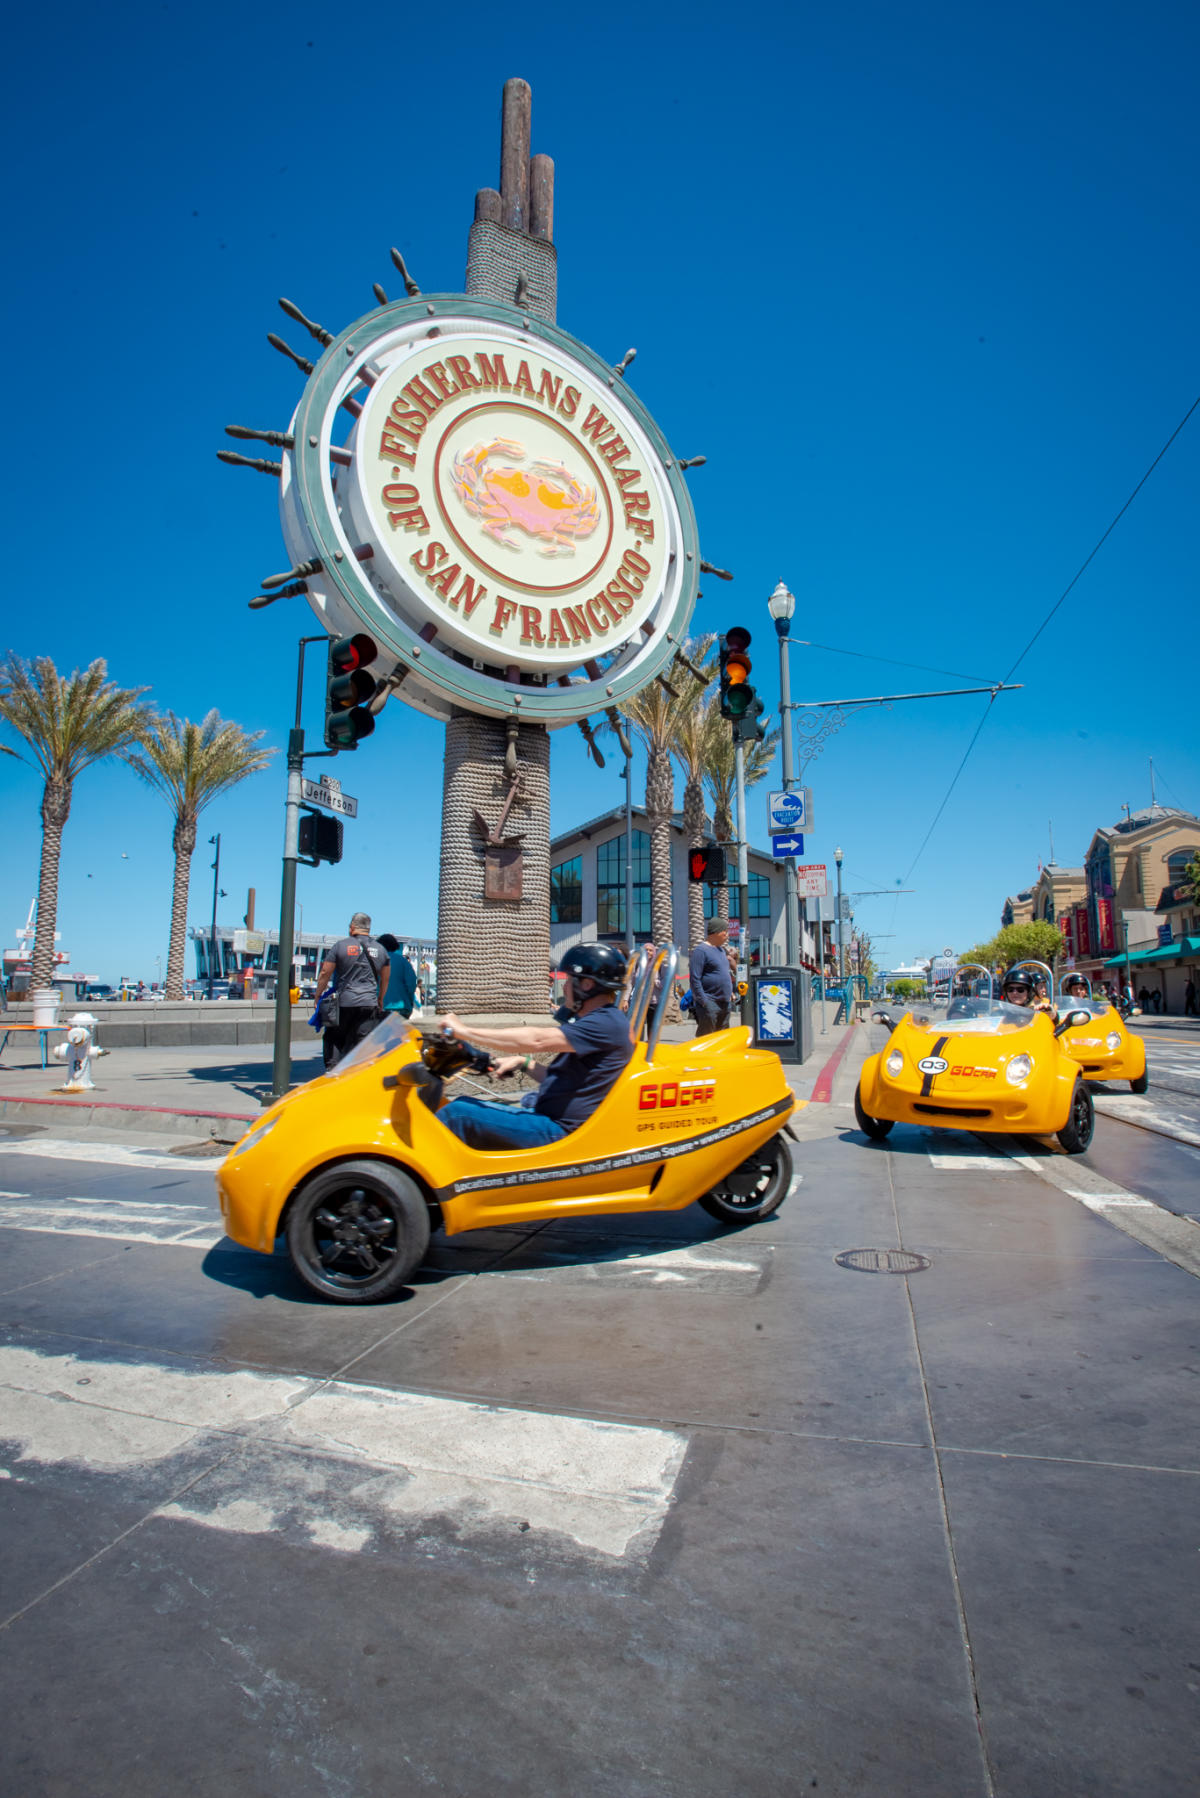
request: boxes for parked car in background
[82,984,116,1002]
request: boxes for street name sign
[770,833,805,858]
[795,864,828,898]
[301,777,358,819]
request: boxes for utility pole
[767,581,801,966]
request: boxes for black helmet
[1064,974,1088,992]
[558,942,627,993]
[1002,971,1031,993]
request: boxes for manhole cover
[835,1248,931,1274]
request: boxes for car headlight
[886,1050,904,1077]
[232,1115,280,1156]
[1106,1032,1121,1052]
[1005,1054,1032,1085]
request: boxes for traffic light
[688,843,727,884]
[324,633,379,750]
[718,628,753,721]
[733,693,767,743]
[298,807,343,865]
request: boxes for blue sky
[2,1,1197,982]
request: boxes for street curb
[0,1094,256,1138]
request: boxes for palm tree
[619,644,713,948]
[702,696,780,929]
[670,635,717,949]
[125,711,275,999]
[0,656,154,990]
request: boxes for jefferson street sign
[301,778,358,819]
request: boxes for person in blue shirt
[436,942,632,1151]
[377,934,418,1017]
[689,920,733,1035]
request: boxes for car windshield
[324,1013,414,1078]
[907,1000,1037,1036]
[1060,995,1102,1015]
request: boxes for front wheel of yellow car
[1056,1080,1095,1156]
[854,1086,894,1141]
[287,1159,431,1303]
[1130,1070,1149,1093]
[699,1134,793,1226]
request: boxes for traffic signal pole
[734,737,752,1025]
[271,636,327,1101]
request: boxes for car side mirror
[873,1011,896,1031]
[1054,1009,1091,1036]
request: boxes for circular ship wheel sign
[279,297,701,726]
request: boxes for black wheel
[1057,1080,1094,1155]
[286,1159,430,1303]
[1130,1070,1149,1094]
[854,1084,894,1141]
[699,1134,793,1227]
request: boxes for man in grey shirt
[315,913,389,1070]
[689,919,733,1036]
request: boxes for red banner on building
[1095,898,1115,956]
[1059,912,1075,958]
[1075,905,1092,959]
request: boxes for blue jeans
[438,1097,568,1152]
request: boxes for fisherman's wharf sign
[279,297,700,725]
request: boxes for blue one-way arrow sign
[771,833,805,858]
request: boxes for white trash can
[30,987,61,1028]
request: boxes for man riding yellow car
[855,963,1095,1154]
[216,944,797,1303]
[1054,972,1148,1092]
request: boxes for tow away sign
[795,864,828,898]
[301,777,358,818]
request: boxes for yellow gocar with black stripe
[216,946,797,1303]
[1055,977,1148,1092]
[855,970,1095,1154]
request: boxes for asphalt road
[0,1087,1198,1797]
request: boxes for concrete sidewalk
[0,1013,857,1140]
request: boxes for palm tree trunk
[645,743,675,946]
[682,774,706,949]
[165,814,197,1000]
[31,776,70,990]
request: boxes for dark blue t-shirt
[535,1002,633,1130]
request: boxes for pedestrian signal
[688,843,727,884]
[718,628,753,721]
[324,634,379,750]
[298,807,343,866]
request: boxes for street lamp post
[834,845,845,1004]
[767,580,800,969]
[207,834,224,1001]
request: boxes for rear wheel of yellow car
[287,1159,430,1303]
[1056,1080,1095,1155]
[1130,1069,1149,1093]
[854,1085,894,1141]
[699,1134,793,1226]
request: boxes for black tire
[699,1133,793,1226]
[1057,1080,1094,1155]
[1130,1070,1149,1094]
[286,1159,430,1303]
[854,1085,894,1141]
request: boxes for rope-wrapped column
[437,713,550,1014]
[435,78,558,1015]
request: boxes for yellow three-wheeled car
[217,946,798,1302]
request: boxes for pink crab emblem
[452,439,600,554]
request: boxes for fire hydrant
[53,1012,100,1091]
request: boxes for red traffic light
[330,633,377,675]
[689,847,709,882]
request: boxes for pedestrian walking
[377,935,418,1018]
[1185,978,1197,1017]
[314,913,389,1070]
[689,920,733,1036]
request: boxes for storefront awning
[1104,935,1200,968]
